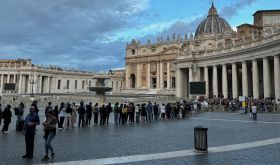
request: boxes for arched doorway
[130,74,136,89]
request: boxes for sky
[0,0,279,72]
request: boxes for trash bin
[194,126,208,153]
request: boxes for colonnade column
[176,68,182,97]
[204,66,209,98]
[136,64,141,89]
[13,74,16,83]
[222,64,228,98]
[242,62,248,97]
[189,67,193,82]
[274,55,280,100]
[147,62,151,89]
[232,63,238,98]
[18,74,22,94]
[7,73,10,83]
[213,65,218,97]
[167,61,170,89]
[160,61,163,89]
[263,57,271,98]
[0,74,3,93]
[252,59,259,99]
[157,62,160,89]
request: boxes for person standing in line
[122,104,128,124]
[135,104,140,123]
[127,102,133,123]
[153,102,159,121]
[99,104,106,125]
[113,102,120,125]
[160,104,166,120]
[2,105,12,133]
[53,105,59,125]
[78,102,86,127]
[165,103,171,120]
[252,103,258,121]
[131,103,135,123]
[93,103,99,125]
[71,103,77,128]
[58,102,66,129]
[105,103,112,124]
[140,103,146,122]
[41,110,57,161]
[0,104,2,126]
[22,106,40,159]
[65,103,72,129]
[119,104,123,124]
[86,103,93,126]
[146,101,153,122]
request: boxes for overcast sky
[0,0,279,72]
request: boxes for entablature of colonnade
[176,33,280,68]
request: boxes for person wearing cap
[22,106,40,159]
[41,109,57,161]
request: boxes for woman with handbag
[41,109,57,161]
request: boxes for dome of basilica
[195,2,234,38]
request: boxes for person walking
[22,106,40,159]
[78,102,86,127]
[113,102,120,125]
[93,103,99,125]
[41,109,57,161]
[2,105,12,133]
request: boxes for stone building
[0,59,125,95]
[126,3,280,99]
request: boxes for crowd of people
[0,97,279,161]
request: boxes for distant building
[125,3,280,99]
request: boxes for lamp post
[30,75,37,97]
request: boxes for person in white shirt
[251,103,258,121]
[160,104,166,120]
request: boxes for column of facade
[125,65,130,89]
[189,67,193,82]
[176,68,182,97]
[27,75,31,93]
[196,67,201,81]
[160,61,163,89]
[252,59,259,99]
[7,73,10,83]
[263,57,271,98]
[136,64,141,89]
[274,55,280,100]
[147,62,151,89]
[18,74,22,94]
[204,66,209,98]
[0,74,3,93]
[13,74,16,83]
[232,63,238,98]
[156,62,160,88]
[242,62,248,97]
[167,61,170,89]
[47,76,50,93]
[222,64,228,98]
[213,65,218,97]
[33,75,38,94]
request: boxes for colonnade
[176,55,280,99]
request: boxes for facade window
[57,80,61,89]
[75,80,77,89]
[82,80,85,89]
[132,49,135,54]
[66,80,70,89]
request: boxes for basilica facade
[125,3,280,99]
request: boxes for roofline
[253,10,280,16]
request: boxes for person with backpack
[2,105,12,133]
[113,102,120,125]
[78,102,86,127]
[65,103,72,128]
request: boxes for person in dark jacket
[86,102,93,126]
[99,105,106,125]
[105,103,112,124]
[78,102,86,127]
[93,103,99,125]
[0,104,3,126]
[2,105,12,133]
[22,106,40,159]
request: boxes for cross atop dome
[208,1,218,16]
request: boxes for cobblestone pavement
[0,111,280,165]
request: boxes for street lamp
[30,75,37,97]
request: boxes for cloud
[0,0,149,71]
[219,0,257,19]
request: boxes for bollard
[194,126,208,153]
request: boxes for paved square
[0,112,280,165]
